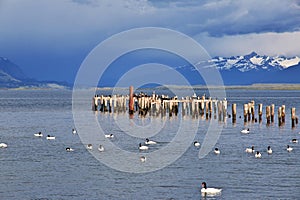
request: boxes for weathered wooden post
[129,86,134,115]
[291,107,296,129]
[266,106,271,125]
[92,96,98,111]
[205,101,209,120]
[281,105,286,124]
[278,107,282,127]
[271,104,275,123]
[223,99,227,122]
[250,100,255,121]
[243,104,248,123]
[209,98,212,119]
[218,101,222,121]
[232,103,236,124]
[258,103,263,123]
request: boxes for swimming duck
[287,145,293,152]
[291,139,298,143]
[214,148,220,154]
[46,135,55,140]
[98,145,104,152]
[34,132,43,137]
[140,156,146,162]
[241,128,250,134]
[255,151,262,158]
[66,147,74,152]
[201,182,222,195]
[245,146,255,153]
[72,129,77,134]
[0,143,8,148]
[105,134,114,138]
[86,144,93,150]
[267,146,273,154]
[139,143,148,150]
[194,141,200,147]
[145,138,157,145]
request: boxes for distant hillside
[0,57,70,89]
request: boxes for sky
[0,0,300,83]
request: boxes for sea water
[0,89,300,199]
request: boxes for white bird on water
[291,139,298,143]
[139,143,148,150]
[72,129,77,134]
[194,141,200,147]
[214,148,220,155]
[201,182,222,196]
[0,143,8,148]
[98,145,104,152]
[34,132,43,137]
[86,144,93,150]
[145,138,157,145]
[105,134,114,139]
[46,135,55,140]
[241,128,250,134]
[140,156,146,162]
[267,146,273,154]
[245,146,255,153]
[287,145,293,152]
[255,151,262,158]
[66,147,74,152]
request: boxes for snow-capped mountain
[211,52,300,72]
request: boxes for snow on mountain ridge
[211,52,300,72]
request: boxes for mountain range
[1,52,299,88]
[0,57,69,89]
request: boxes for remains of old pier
[92,86,298,129]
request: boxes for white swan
[241,128,250,134]
[201,182,222,196]
[287,145,293,152]
[105,134,114,138]
[66,147,74,152]
[194,141,200,147]
[255,151,262,158]
[46,135,55,140]
[245,146,255,153]
[145,138,157,145]
[0,143,8,148]
[72,129,77,134]
[291,139,298,143]
[267,146,273,154]
[86,144,93,150]
[140,156,146,162]
[139,143,148,150]
[214,148,220,154]
[34,132,43,137]
[98,145,104,152]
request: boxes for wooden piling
[291,107,296,128]
[232,103,236,123]
[281,105,286,124]
[250,100,255,121]
[278,107,282,126]
[271,104,275,123]
[266,106,271,125]
[258,103,263,123]
[243,104,248,123]
[129,86,134,114]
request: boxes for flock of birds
[240,128,298,159]
[1,127,299,197]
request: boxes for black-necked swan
[214,148,220,154]
[139,143,148,150]
[140,156,146,162]
[72,129,77,134]
[255,151,262,158]
[98,145,104,152]
[0,143,8,148]
[66,147,74,152]
[241,128,250,134]
[105,134,114,138]
[201,182,222,195]
[46,135,55,140]
[145,138,157,145]
[34,132,43,137]
[86,144,93,150]
[245,146,255,153]
[287,145,293,152]
[291,139,298,143]
[194,141,200,147]
[267,146,273,154]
